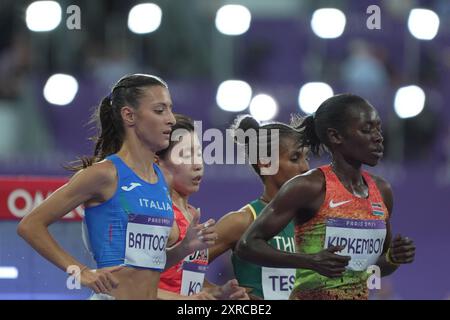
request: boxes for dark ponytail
[66,74,168,171]
[231,115,262,177]
[93,95,125,161]
[231,115,260,144]
[292,114,323,156]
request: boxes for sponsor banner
[0,177,84,221]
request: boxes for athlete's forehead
[347,104,381,126]
[141,85,172,106]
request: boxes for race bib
[262,267,296,300]
[324,218,386,271]
[124,214,172,270]
[180,249,208,296]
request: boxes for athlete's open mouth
[192,176,202,184]
[162,129,172,137]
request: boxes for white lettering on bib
[324,218,387,271]
[124,214,172,270]
[180,249,208,296]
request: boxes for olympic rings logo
[152,256,164,265]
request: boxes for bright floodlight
[215,5,251,35]
[311,8,346,39]
[128,3,162,34]
[394,85,425,119]
[408,9,440,40]
[0,267,18,279]
[43,74,79,106]
[216,80,252,112]
[298,82,334,114]
[249,94,278,122]
[26,1,62,32]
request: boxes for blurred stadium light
[128,3,162,34]
[215,4,251,36]
[43,74,79,106]
[216,80,252,112]
[394,85,426,119]
[26,1,62,32]
[407,9,440,40]
[298,82,334,114]
[249,94,278,121]
[311,8,346,39]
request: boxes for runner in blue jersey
[17,74,217,299]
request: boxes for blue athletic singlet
[83,154,174,272]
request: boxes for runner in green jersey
[205,115,309,300]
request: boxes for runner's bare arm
[208,208,254,263]
[236,173,350,277]
[17,162,116,272]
